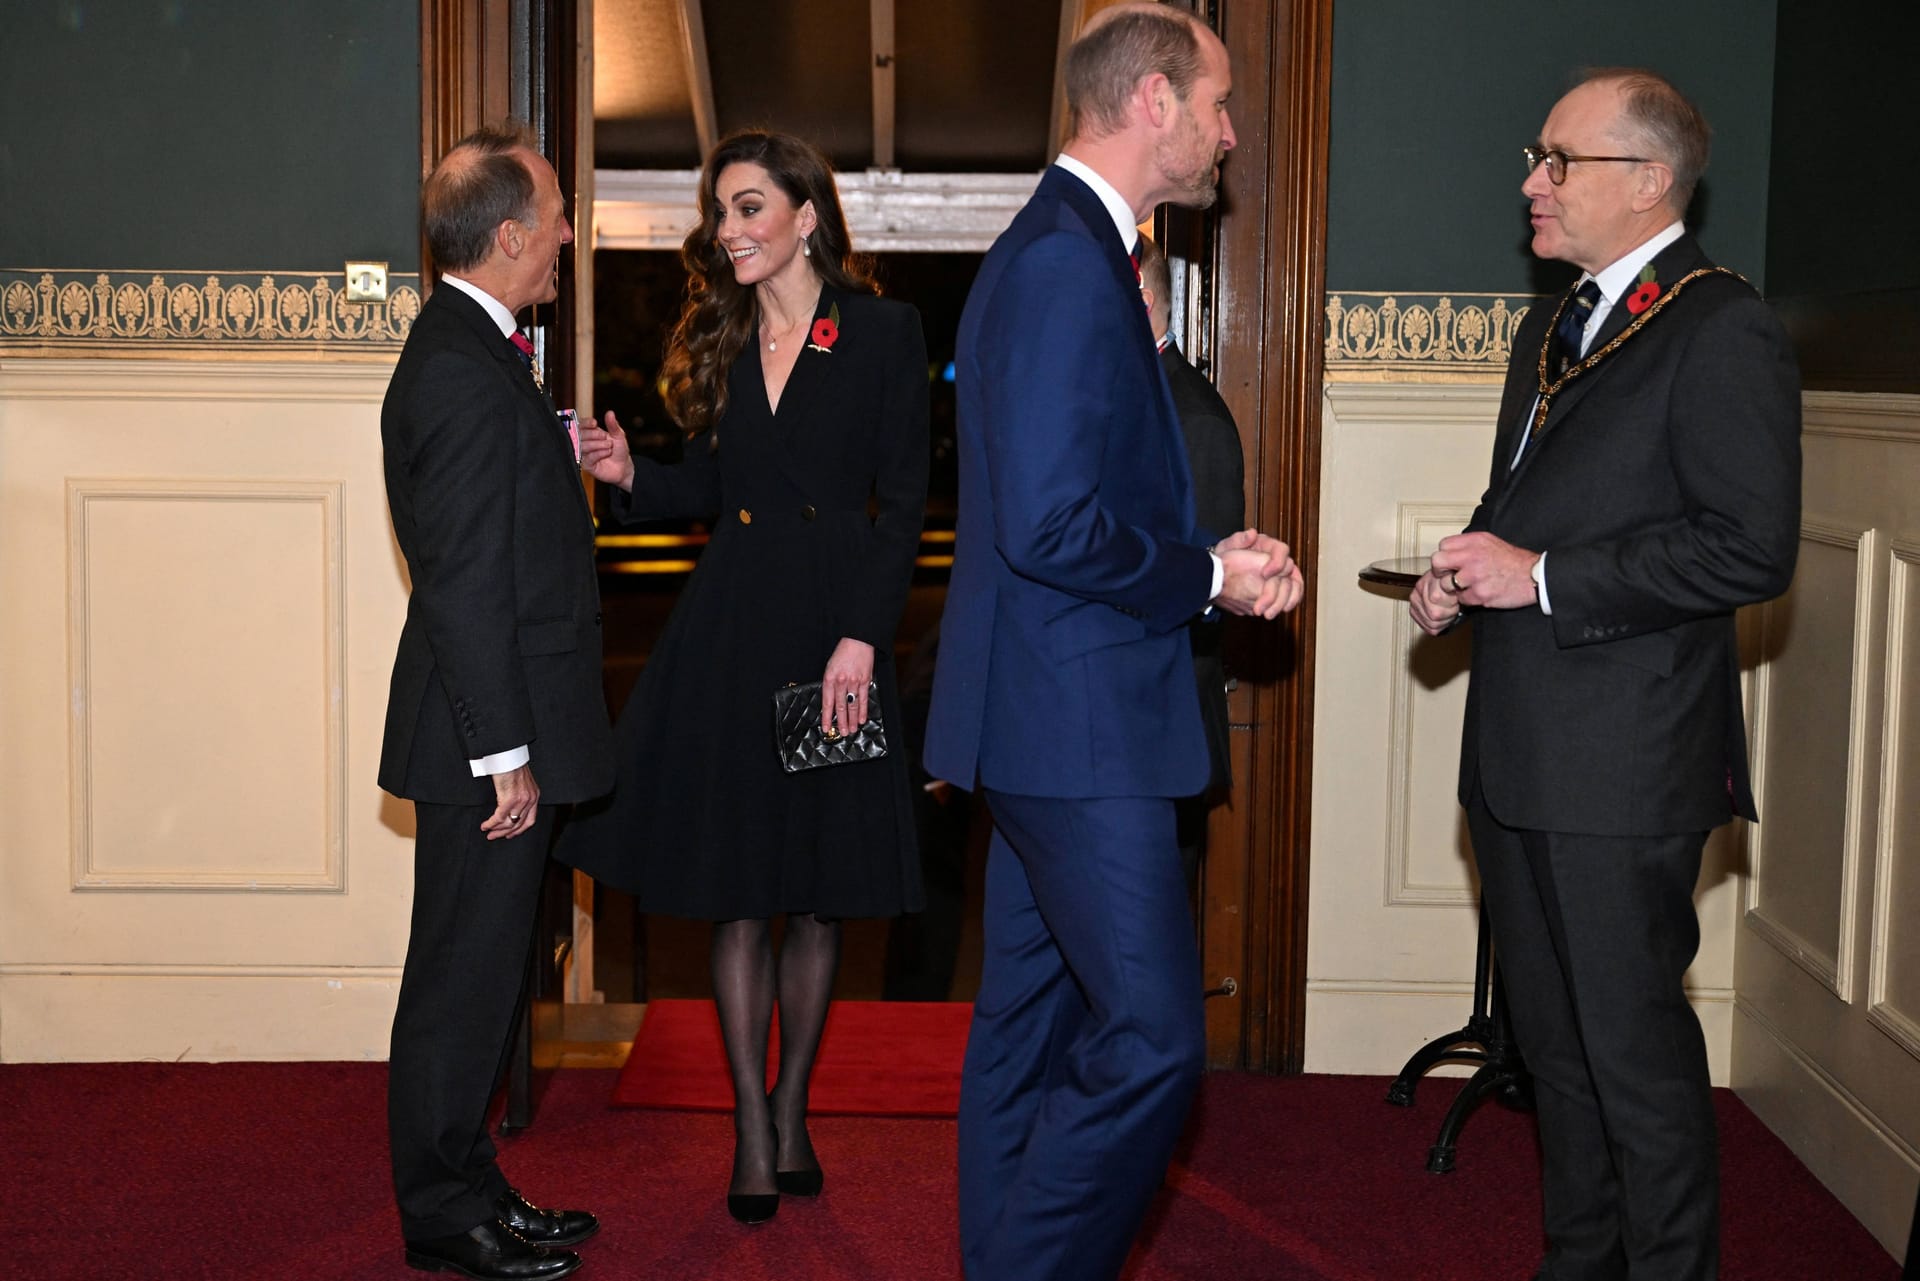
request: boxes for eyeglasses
[1523,144,1647,185]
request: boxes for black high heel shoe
[771,1113,825,1198]
[726,1124,779,1225]
[775,1166,824,1198]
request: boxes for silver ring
[509,813,520,821]
[1449,571,1462,593]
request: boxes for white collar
[1586,220,1687,308]
[440,274,518,339]
[1052,153,1140,257]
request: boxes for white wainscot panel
[1870,540,1920,1056]
[1748,519,1878,999]
[1387,504,1478,905]
[68,480,344,890]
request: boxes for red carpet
[612,998,971,1115]
[0,1063,1899,1279]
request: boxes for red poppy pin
[1626,264,1661,315]
[807,302,842,353]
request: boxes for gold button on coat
[801,504,816,521]
[738,508,752,524]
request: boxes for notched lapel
[763,288,841,496]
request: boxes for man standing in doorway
[1138,233,1246,897]
[1411,70,1800,1279]
[926,7,1305,1279]
[380,126,613,1281]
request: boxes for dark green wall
[1327,0,1779,296]
[1764,0,1918,389]
[1766,0,1920,296]
[0,0,421,272]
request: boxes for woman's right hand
[580,409,637,491]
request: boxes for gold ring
[1449,571,1463,593]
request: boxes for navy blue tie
[1554,280,1602,376]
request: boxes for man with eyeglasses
[1410,69,1800,1280]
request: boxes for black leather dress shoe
[404,1220,581,1279]
[494,1188,600,1247]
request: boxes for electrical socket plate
[344,261,389,304]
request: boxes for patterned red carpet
[611,999,971,1115]
[0,1061,1898,1279]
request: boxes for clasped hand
[1213,528,1307,619]
[1409,531,1541,636]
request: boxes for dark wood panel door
[1183,0,1333,1073]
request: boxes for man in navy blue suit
[925,7,1305,1278]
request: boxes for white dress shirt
[1518,220,1687,614]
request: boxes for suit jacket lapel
[437,286,595,527]
[764,286,836,496]
[1507,233,1713,485]
[1043,168,1196,533]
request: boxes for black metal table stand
[1386,903,1532,1172]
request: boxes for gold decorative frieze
[1,268,423,357]
[1324,291,1537,382]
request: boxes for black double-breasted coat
[562,287,930,920]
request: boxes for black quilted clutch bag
[772,680,888,773]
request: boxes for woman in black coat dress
[564,131,928,1224]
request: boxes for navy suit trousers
[960,790,1206,1281]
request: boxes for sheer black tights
[711,913,841,1195]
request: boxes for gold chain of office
[1529,266,1745,435]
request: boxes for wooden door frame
[1195,0,1332,1073]
[423,0,1335,1065]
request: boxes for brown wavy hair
[661,131,877,435]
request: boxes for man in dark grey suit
[1412,70,1800,1280]
[379,126,613,1281]
[1137,234,1245,891]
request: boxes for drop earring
[802,234,811,258]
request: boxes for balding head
[423,125,541,274]
[1137,234,1172,340]
[1578,67,1711,216]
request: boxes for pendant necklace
[764,314,806,352]
[761,289,822,352]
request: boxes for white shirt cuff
[1207,550,1225,601]
[1531,553,1552,614]
[469,744,531,777]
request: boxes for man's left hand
[1429,531,1540,610]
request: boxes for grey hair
[422,124,541,274]
[1580,67,1711,214]
[1136,233,1171,324]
